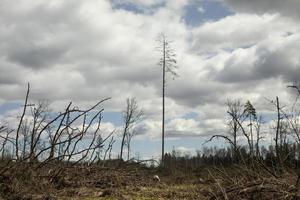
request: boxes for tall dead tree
[157,33,178,166]
[275,97,283,170]
[120,97,143,160]
[267,96,284,172]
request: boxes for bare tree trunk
[16,83,30,160]
[103,136,115,161]
[120,127,127,160]
[109,138,115,160]
[162,38,166,166]
[157,34,178,166]
[120,98,143,161]
[255,116,262,158]
[275,96,283,171]
[127,142,130,160]
[233,122,238,162]
[250,115,253,158]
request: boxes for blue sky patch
[102,111,123,126]
[0,102,21,114]
[111,0,165,15]
[182,111,198,120]
[183,0,233,26]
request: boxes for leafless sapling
[120,97,143,160]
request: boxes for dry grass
[1,163,300,200]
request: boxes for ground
[57,183,206,200]
[53,164,209,200]
[1,162,300,199]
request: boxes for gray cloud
[0,61,27,85]
[0,0,299,139]
[223,0,300,19]
[167,79,228,107]
[6,46,66,68]
[0,1,81,69]
[214,33,300,84]
[0,0,163,102]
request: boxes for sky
[0,0,300,159]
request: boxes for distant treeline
[163,143,300,173]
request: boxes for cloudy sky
[0,0,299,158]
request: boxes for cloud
[137,116,226,139]
[115,0,163,7]
[223,0,300,20]
[0,0,299,141]
[214,33,300,83]
[191,13,299,53]
[174,146,196,156]
[0,0,188,104]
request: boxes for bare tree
[15,83,31,160]
[157,33,178,166]
[120,97,143,160]
[286,84,300,144]
[103,136,116,160]
[125,130,138,160]
[275,98,283,167]
[244,100,257,157]
[266,96,285,172]
[226,99,245,162]
[89,134,104,163]
[108,137,115,160]
[227,108,252,162]
[20,119,31,159]
[28,100,50,161]
[254,115,264,157]
[0,124,14,160]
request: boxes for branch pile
[203,167,300,200]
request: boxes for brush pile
[203,167,300,200]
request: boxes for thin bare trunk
[16,83,30,160]
[162,38,166,166]
[275,96,283,170]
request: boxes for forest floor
[56,175,207,199]
[0,162,210,200]
[57,182,206,200]
[1,162,300,199]
[50,163,209,200]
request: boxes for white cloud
[0,0,299,141]
[192,14,300,53]
[174,146,196,156]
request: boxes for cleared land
[1,162,300,200]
